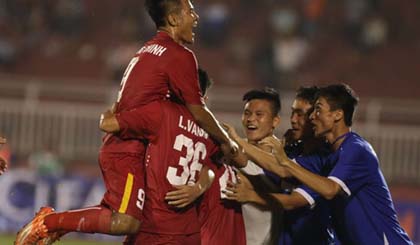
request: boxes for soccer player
[266,84,413,244]
[99,69,219,245]
[224,88,282,245]
[15,0,237,244]
[225,86,337,244]
[0,136,7,175]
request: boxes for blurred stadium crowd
[0,0,419,98]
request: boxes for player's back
[140,101,217,235]
[101,31,201,154]
[199,163,246,245]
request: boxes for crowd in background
[0,0,419,98]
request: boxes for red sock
[44,206,112,234]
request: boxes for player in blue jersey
[266,84,412,244]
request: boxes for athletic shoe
[15,207,54,245]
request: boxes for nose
[290,113,298,124]
[247,113,256,122]
[309,111,315,121]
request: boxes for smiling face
[309,96,338,138]
[242,99,280,143]
[290,98,313,141]
[174,0,199,44]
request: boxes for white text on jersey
[138,44,167,56]
[178,115,209,140]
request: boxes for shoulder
[170,44,196,61]
[340,133,378,161]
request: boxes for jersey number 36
[166,134,207,186]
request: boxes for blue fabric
[326,132,412,244]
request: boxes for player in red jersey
[99,76,219,244]
[198,163,246,245]
[15,0,237,244]
[0,136,7,175]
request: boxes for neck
[327,126,351,151]
[158,27,183,45]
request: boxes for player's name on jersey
[138,44,167,57]
[178,115,209,139]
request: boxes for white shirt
[241,160,272,245]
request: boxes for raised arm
[187,104,239,158]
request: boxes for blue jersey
[323,132,412,244]
[277,143,337,245]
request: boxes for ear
[272,115,281,129]
[334,109,344,122]
[167,12,179,27]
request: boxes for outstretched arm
[224,172,309,210]
[266,137,342,200]
[187,104,239,158]
[223,123,291,177]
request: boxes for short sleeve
[294,184,321,209]
[328,145,372,196]
[116,101,163,141]
[167,50,203,105]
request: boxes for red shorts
[124,232,201,245]
[99,152,145,221]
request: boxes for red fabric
[199,164,246,245]
[117,100,217,235]
[99,152,145,220]
[101,31,202,154]
[44,205,112,233]
[128,231,201,245]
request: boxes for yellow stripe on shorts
[119,173,134,213]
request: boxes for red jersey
[101,31,203,154]
[198,164,246,245]
[116,100,218,235]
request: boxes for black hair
[145,0,182,28]
[198,68,213,95]
[242,87,281,115]
[317,84,359,126]
[295,86,320,106]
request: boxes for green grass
[0,234,123,245]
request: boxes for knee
[110,213,141,235]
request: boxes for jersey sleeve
[328,144,372,196]
[292,155,326,208]
[167,49,203,105]
[115,101,162,142]
[294,184,321,209]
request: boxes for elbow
[323,188,339,200]
[282,203,297,211]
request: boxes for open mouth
[246,125,257,131]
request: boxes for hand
[165,184,203,208]
[222,123,240,141]
[259,136,289,166]
[236,171,253,190]
[220,139,239,159]
[99,109,119,132]
[224,174,255,203]
[0,156,7,176]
